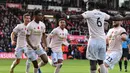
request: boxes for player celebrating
[10,13,31,73]
[26,9,48,73]
[104,14,127,73]
[47,18,69,73]
[61,2,130,73]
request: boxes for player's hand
[11,41,16,46]
[32,46,37,50]
[45,47,49,51]
[47,47,53,56]
[32,45,39,50]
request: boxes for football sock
[119,61,122,71]
[26,59,31,73]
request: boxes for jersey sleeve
[107,29,112,37]
[49,28,57,37]
[104,13,110,20]
[66,29,69,35]
[81,11,91,19]
[120,28,126,35]
[42,23,46,33]
[13,25,20,34]
[26,23,32,35]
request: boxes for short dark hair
[23,13,30,18]
[88,2,95,8]
[33,9,42,16]
[88,2,103,9]
[58,18,65,22]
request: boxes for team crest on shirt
[33,26,42,35]
[59,33,66,39]
[20,27,26,36]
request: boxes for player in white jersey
[10,13,31,73]
[61,2,130,73]
[46,18,69,73]
[26,9,48,73]
[103,14,127,73]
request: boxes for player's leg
[124,57,128,72]
[104,51,122,73]
[54,59,63,73]
[37,47,48,67]
[26,49,38,73]
[34,46,48,73]
[25,59,31,73]
[54,52,63,73]
[10,59,21,73]
[32,60,39,73]
[38,54,48,67]
[48,56,53,65]
[51,52,58,67]
[103,53,114,73]
[119,49,125,71]
[10,48,22,73]
[47,47,53,66]
[51,52,62,73]
[23,47,31,73]
[97,60,106,73]
[104,54,114,73]
[118,58,123,71]
[104,63,109,73]
[97,39,107,73]
[123,49,128,72]
[90,60,97,73]
[86,39,98,73]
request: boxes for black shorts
[122,49,129,58]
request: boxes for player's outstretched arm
[61,13,84,19]
[109,15,130,21]
[68,15,84,19]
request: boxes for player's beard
[113,24,119,27]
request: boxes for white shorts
[15,47,27,59]
[26,45,47,61]
[51,52,63,63]
[86,38,106,60]
[104,51,122,69]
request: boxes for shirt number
[106,56,113,62]
[97,17,102,27]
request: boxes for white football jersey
[107,26,126,52]
[82,9,110,40]
[48,27,69,52]
[26,20,46,47]
[13,23,27,48]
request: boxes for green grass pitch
[0,59,130,73]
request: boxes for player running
[26,9,48,73]
[104,14,127,73]
[10,13,31,73]
[47,18,69,73]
